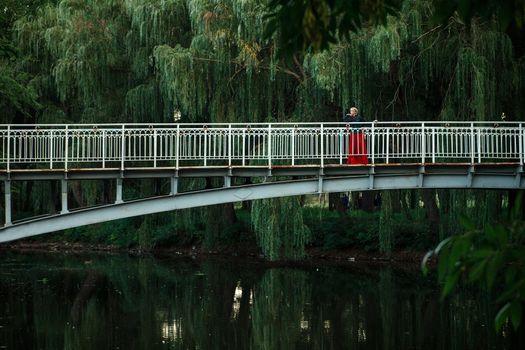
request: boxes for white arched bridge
[1,121,524,242]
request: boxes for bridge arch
[1,163,522,243]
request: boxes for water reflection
[0,253,523,349]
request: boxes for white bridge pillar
[170,176,178,195]
[115,178,123,204]
[224,176,231,188]
[4,180,11,226]
[60,179,69,214]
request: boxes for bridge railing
[0,122,522,170]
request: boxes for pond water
[0,252,523,349]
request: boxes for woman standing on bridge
[343,107,369,165]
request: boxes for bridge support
[60,179,69,214]
[115,178,123,204]
[170,176,178,195]
[467,166,474,187]
[224,175,231,188]
[4,180,11,226]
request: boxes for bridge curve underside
[0,163,523,243]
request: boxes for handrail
[0,121,518,127]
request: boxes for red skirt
[347,131,369,165]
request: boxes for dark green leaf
[485,224,498,244]
[495,303,511,332]
[421,250,434,275]
[493,224,508,246]
[438,244,451,282]
[442,269,460,299]
[448,237,470,270]
[486,254,504,289]
[510,301,522,330]
[497,280,525,303]
[470,248,494,259]
[505,266,517,285]
[467,258,487,283]
[459,214,475,231]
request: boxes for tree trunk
[103,179,111,204]
[421,189,440,225]
[361,192,375,212]
[48,181,59,214]
[328,192,346,213]
[223,202,237,225]
[391,189,402,212]
[70,181,83,208]
[508,189,525,219]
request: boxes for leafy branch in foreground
[423,197,525,332]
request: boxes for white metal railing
[0,122,522,170]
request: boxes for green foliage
[432,0,525,30]
[423,198,525,332]
[0,61,40,120]
[304,205,432,252]
[252,196,311,261]
[265,0,525,59]
[4,0,525,255]
[264,0,402,56]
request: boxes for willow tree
[11,0,311,254]
[252,196,311,261]
[142,0,314,257]
[9,0,525,253]
[295,0,524,240]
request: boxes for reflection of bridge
[1,121,523,242]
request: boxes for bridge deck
[0,162,520,180]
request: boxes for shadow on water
[0,252,523,349]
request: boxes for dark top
[343,113,365,129]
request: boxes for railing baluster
[320,124,324,168]
[120,125,125,171]
[291,127,295,166]
[228,124,232,167]
[268,124,272,169]
[518,123,523,165]
[242,128,246,166]
[385,128,390,164]
[421,123,425,163]
[176,124,180,170]
[339,128,343,165]
[431,127,436,163]
[153,128,157,168]
[203,126,207,166]
[477,128,482,163]
[470,123,475,164]
[371,122,375,164]
[65,126,69,170]
[6,126,10,173]
[50,130,54,169]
